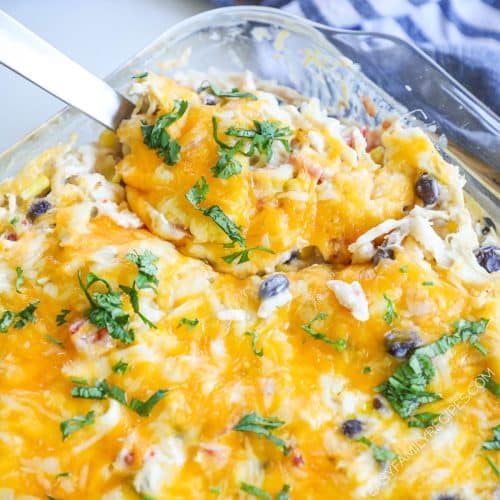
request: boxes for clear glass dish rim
[1,5,498,164]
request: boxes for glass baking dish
[0,6,498,220]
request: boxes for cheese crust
[0,74,498,500]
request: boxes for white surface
[0,0,212,152]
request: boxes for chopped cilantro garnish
[45,335,64,348]
[376,318,489,419]
[14,300,39,329]
[56,308,70,326]
[399,265,408,273]
[55,471,71,478]
[78,271,134,344]
[70,377,88,385]
[112,360,129,374]
[244,331,263,357]
[209,487,221,495]
[141,100,188,165]
[357,436,398,462]
[407,412,440,428]
[486,456,500,476]
[362,366,372,374]
[275,484,291,500]
[422,281,434,286]
[478,370,500,396]
[119,283,157,329]
[226,120,292,162]
[9,216,19,225]
[177,318,199,331]
[199,82,257,100]
[383,294,398,325]
[186,177,246,247]
[129,389,169,417]
[132,71,148,79]
[301,312,346,351]
[60,410,95,440]
[211,117,244,179]
[0,311,14,333]
[483,425,500,450]
[125,250,159,291]
[234,412,289,455]
[240,483,270,500]
[223,245,275,265]
[15,266,23,293]
[70,379,167,417]
[0,301,39,332]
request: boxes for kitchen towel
[212,0,500,115]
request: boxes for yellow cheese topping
[0,74,498,500]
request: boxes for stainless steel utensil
[0,9,134,131]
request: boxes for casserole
[0,7,498,499]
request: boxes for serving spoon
[0,9,134,131]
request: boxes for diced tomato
[5,233,17,241]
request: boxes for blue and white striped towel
[212,0,500,115]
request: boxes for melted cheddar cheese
[0,74,498,500]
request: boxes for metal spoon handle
[0,10,134,130]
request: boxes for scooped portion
[116,74,410,276]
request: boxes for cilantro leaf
[78,271,134,344]
[126,250,159,291]
[119,283,157,329]
[226,120,292,162]
[141,100,188,165]
[15,266,23,293]
[112,360,129,374]
[186,176,209,206]
[70,379,167,417]
[199,82,257,100]
[275,484,291,500]
[45,335,64,348]
[132,71,148,79]
[185,177,246,247]
[177,318,199,331]
[0,311,14,333]
[56,309,70,326]
[486,456,500,476]
[301,312,346,351]
[234,412,289,455]
[407,412,440,428]
[376,318,489,419]
[383,294,398,325]
[244,331,263,357]
[60,410,95,440]
[223,246,275,265]
[483,425,500,450]
[129,389,169,417]
[14,301,39,329]
[357,436,398,462]
[240,483,270,500]
[478,370,500,397]
[211,117,244,179]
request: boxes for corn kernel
[370,146,384,164]
[99,129,117,148]
[20,175,50,201]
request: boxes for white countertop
[0,0,212,152]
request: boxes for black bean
[384,329,421,359]
[373,397,384,410]
[475,245,500,273]
[341,419,363,438]
[372,246,395,265]
[436,495,460,500]
[259,274,289,299]
[481,216,496,235]
[27,199,52,221]
[415,173,439,206]
[199,92,218,106]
